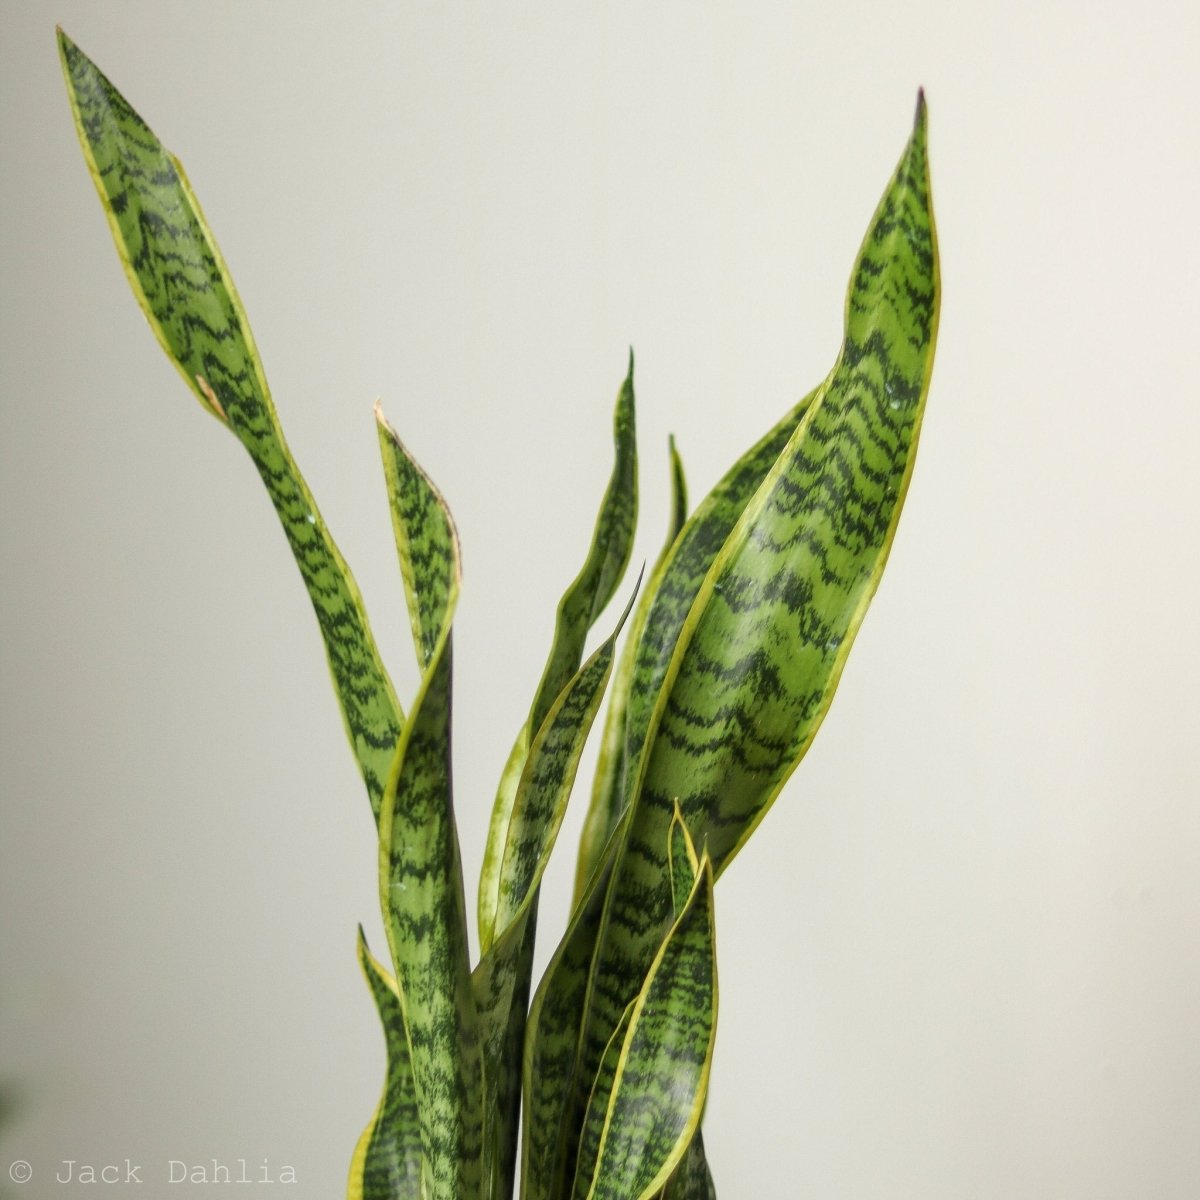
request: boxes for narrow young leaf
[577,811,709,1200]
[520,815,628,1200]
[376,438,480,1200]
[569,1000,636,1200]
[57,31,403,819]
[667,803,700,919]
[377,406,461,672]
[479,362,637,951]
[664,436,689,561]
[658,810,715,1200]
[580,93,939,1138]
[581,860,718,1200]
[347,930,422,1200]
[472,592,634,1199]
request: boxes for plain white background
[2,1,1198,1195]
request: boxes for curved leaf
[347,929,422,1200]
[520,814,629,1200]
[582,91,939,1129]
[479,361,637,951]
[58,30,403,818]
[664,436,689,563]
[573,384,820,899]
[570,1000,636,1200]
[582,859,717,1200]
[377,405,461,672]
[472,591,635,1199]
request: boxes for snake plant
[59,27,939,1199]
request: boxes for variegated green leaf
[479,362,637,952]
[664,436,689,562]
[377,406,461,672]
[376,436,480,1200]
[569,1000,636,1200]
[58,31,403,819]
[578,437,695,902]
[581,93,938,1114]
[667,803,700,919]
[657,810,714,1200]
[520,814,629,1200]
[473,594,634,1200]
[578,811,712,1200]
[655,1133,716,1200]
[574,385,819,900]
[348,929,422,1200]
[581,859,717,1200]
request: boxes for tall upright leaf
[348,930,423,1200]
[581,91,939,1122]
[376,426,480,1200]
[58,31,403,818]
[479,362,637,952]
[473,592,635,1199]
[655,811,715,1200]
[574,384,819,899]
[521,815,629,1200]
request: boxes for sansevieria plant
[59,27,939,1200]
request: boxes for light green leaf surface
[479,362,637,952]
[656,811,714,1200]
[581,859,717,1200]
[573,384,820,899]
[663,436,689,564]
[473,594,634,1200]
[376,435,480,1200]
[520,815,628,1200]
[578,436,696,901]
[348,930,422,1200]
[377,406,461,672]
[569,1000,636,1200]
[580,92,939,1132]
[58,30,403,819]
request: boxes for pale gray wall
[2,1,1198,1195]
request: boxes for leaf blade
[58,30,403,818]
[580,94,939,1144]
[347,930,423,1200]
[583,860,718,1200]
[479,362,637,952]
[574,384,820,899]
[376,440,480,1200]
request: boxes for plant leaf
[580,91,939,1134]
[377,406,461,672]
[347,929,423,1200]
[520,814,628,1200]
[580,859,717,1200]
[479,361,637,952]
[667,802,700,918]
[57,30,403,819]
[569,1000,636,1200]
[573,384,819,900]
[655,1133,716,1200]
[472,593,634,1199]
[656,810,715,1200]
[376,437,480,1200]
[664,436,689,562]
